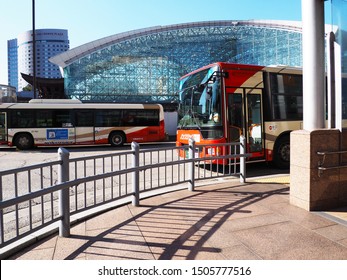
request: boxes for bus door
[75,110,95,145]
[227,88,264,157]
[0,112,7,144]
[227,89,244,142]
[245,88,264,157]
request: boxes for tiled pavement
[5,180,347,260]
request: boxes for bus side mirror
[222,72,229,78]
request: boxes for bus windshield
[178,65,222,129]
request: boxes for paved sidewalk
[6,180,347,260]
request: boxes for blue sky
[0,0,305,84]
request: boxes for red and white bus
[176,62,304,169]
[0,99,166,149]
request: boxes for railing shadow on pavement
[23,183,290,260]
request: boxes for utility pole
[32,0,37,98]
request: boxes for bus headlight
[207,146,221,156]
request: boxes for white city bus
[0,99,166,149]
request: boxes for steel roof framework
[56,22,302,103]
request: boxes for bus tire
[273,135,290,169]
[14,133,34,150]
[109,131,126,147]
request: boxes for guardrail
[0,136,247,257]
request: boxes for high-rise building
[8,29,69,91]
[7,39,18,90]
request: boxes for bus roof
[179,62,302,80]
[0,102,163,110]
[179,62,264,80]
[29,99,83,104]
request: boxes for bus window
[36,110,73,128]
[0,112,6,143]
[273,95,303,120]
[11,110,35,128]
[270,73,303,120]
[131,109,159,126]
[228,92,243,141]
[37,110,53,127]
[54,110,73,127]
[0,113,4,128]
[342,77,347,120]
[144,110,160,126]
[122,110,137,126]
[95,110,121,127]
[75,110,94,127]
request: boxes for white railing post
[131,142,140,206]
[188,138,195,191]
[58,147,70,237]
[240,135,246,183]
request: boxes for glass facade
[51,21,303,104]
[329,0,347,125]
[331,0,347,72]
[7,39,18,90]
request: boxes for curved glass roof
[50,20,303,104]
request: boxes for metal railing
[317,150,347,176]
[0,136,247,256]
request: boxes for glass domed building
[50,20,303,107]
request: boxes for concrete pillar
[290,130,341,210]
[290,1,345,210]
[302,0,325,130]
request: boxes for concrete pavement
[5,178,347,260]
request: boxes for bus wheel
[14,133,34,150]
[109,131,126,147]
[273,135,290,169]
